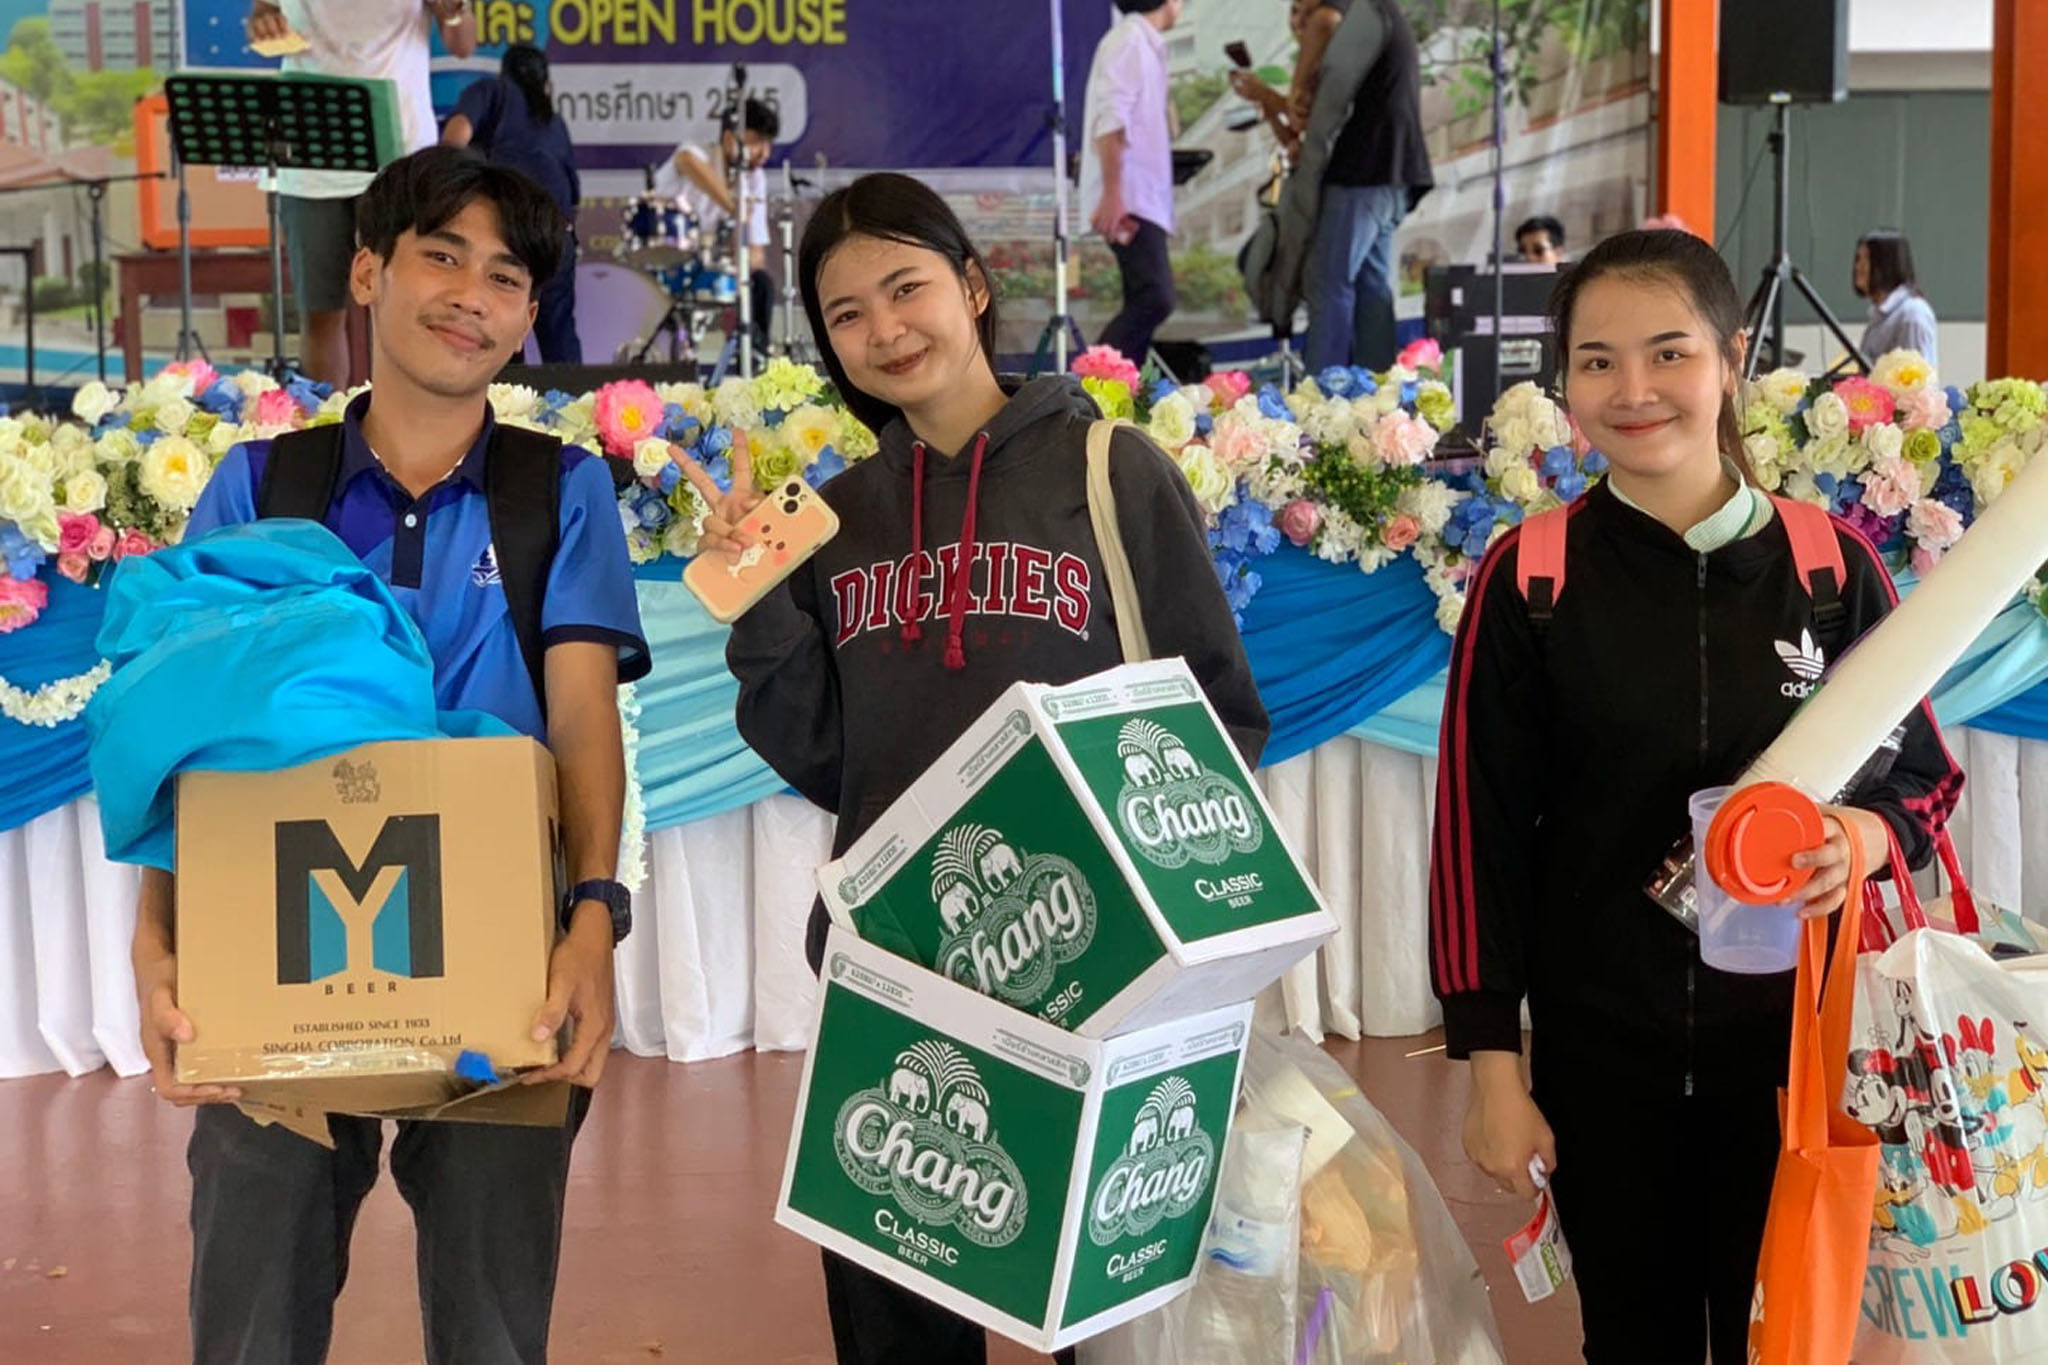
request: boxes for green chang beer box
[777,928,1253,1353]
[818,658,1332,1038]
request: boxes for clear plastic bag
[1081,1028,1506,1365]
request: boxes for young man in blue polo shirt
[127,147,650,1365]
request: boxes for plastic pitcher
[1690,785,1803,974]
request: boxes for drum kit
[580,183,812,379]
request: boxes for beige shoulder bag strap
[1085,418,1153,664]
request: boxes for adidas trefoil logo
[1775,628,1826,699]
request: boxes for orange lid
[1703,782,1825,906]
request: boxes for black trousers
[1534,1059,1780,1363]
[823,1250,1076,1365]
[187,1090,590,1365]
[1097,217,1175,364]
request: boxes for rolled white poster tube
[1741,450,2048,801]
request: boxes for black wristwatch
[563,879,632,945]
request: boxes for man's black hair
[354,146,566,296]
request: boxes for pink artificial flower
[113,529,158,560]
[87,525,116,562]
[55,552,89,584]
[1382,514,1422,551]
[1832,376,1896,436]
[0,572,48,632]
[1861,457,1920,518]
[253,387,302,429]
[1204,370,1253,407]
[1395,337,1443,372]
[1278,498,1322,546]
[1373,411,1436,467]
[1209,417,1265,470]
[1070,345,1142,391]
[164,358,218,393]
[1898,385,1953,433]
[593,379,664,459]
[56,512,99,557]
[1906,497,1964,552]
[1910,545,1943,576]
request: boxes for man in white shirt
[652,97,779,356]
[247,0,475,388]
[1082,0,1182,364]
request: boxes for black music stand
[163,72,400,379]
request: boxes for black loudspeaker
[1152,339,1211,384]
[1719,0,1849,105]
[492,358,700,391]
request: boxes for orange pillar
[1656,0,1718,233]
[1989,0,2048,379]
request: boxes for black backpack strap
[256,424,347,521]
[485,425,564,717]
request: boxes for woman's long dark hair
[1547,228,1754,483]
[799,173,1000,436]
[1858,229,1919,301]
[502,45,553,125]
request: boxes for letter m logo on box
[273,816,445,984]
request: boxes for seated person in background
[1516,215,1565,266]
[1855,228,1938,367]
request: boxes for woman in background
[443,44,582,363]
[1854,228,1938,367]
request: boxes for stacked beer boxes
[776,659,1335,1351]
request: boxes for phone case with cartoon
[682,477,841,624]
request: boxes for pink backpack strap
[1515,505,1572,624]
[1770,495,1849,642]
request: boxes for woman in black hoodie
[688,173,1268,1364]
[1431,229,1963,1362]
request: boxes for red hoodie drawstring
[899,441,927,646]
[943,432,991,671]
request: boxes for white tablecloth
[5,731,2041,1080]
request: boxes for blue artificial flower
[1317,366,1356,399]
[1194,411,1214,437]
[1539,445,1574,479]
[701,425,733,457]
[135,427,161,448]
[1400,381,1417,406]
[0,523,44,579]
[1945,386,1968,417]
[807,445,847,487]
[1582,448,1609,476]
[197,379,244,419]
[542,389,575,410]
[1257,386,1293,421]
[1151,378,1180,405]
[283,375,327,413]
[1350,367,1378,396]
[1834,478,1863,508]
[1815,472,1838,496]
[761,407,787,426]
[704,453,733,491]
[1252,521,1281,556]
[1553,470,1588,502]
[656,462,683,495]
[633,488,672,529]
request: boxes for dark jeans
[1305,183,1409,371]
[823,1250,1076,1365]
[188,1090,590,1365]
[1097,217,1175,364]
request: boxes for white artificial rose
[1806,391,1850,440]
[1172,443,1234,516]
[61,468,107,515]
[1499,464,1542,504]
[72,383,119,428]
[155,396,195,435]
[1146,393,1197,451]
[1862,421,1904,464]
[1435,590,1467,633]
[633,437,674,478]
[206,422,244,457]
[1760,368,1809,415]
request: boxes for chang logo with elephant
[930,822,1097,1007]
[1086,1074,1215,1247]
[1110,719,1263,870]
[832,1038,1030,1249]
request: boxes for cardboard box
[173,737,565,1132]
[777,929,1252,1353]
[820,659,1333,1037]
